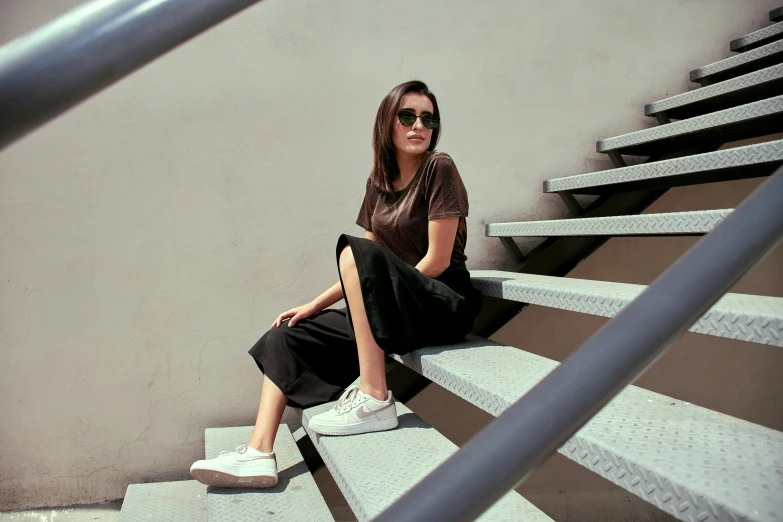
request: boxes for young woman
[190,80,484,488]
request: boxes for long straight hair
[370,80,441,198]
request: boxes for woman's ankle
[359,384,388,402]
[247,440,274,454]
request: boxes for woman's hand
[271,302,321,328]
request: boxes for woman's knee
[339,245,356,273]
[252,326,291,356]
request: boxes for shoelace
[334,386,362,414]
[220,444,248,457]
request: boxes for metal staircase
[301,393,552,521]
[471,273,783,346]
[390,337,783,520]
[542,140,783,194]
[0,1,779,520]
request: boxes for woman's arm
[311,230,378,310]
[416,216,459,278]
[315,218,455,310]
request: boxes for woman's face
[392,92,434,158]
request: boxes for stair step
[645,64,783,119]
[731,22,783,52]
[690,40,783,85]
[204,424,332,522]
[596,96,783,157]
[391,336,783,522]
[544,140,783,194]
[470,271,783,346]
[772,6,783,23]
[301,396,553,521]
[119,480,207,521]
[486,209,730,238]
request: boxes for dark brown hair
[370,80,441,196]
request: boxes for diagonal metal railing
[0,0,264,151]
[375,165,783,521]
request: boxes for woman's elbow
[435,258,451,275]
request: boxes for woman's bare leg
[247,374,287,453]
[339,245,388,401]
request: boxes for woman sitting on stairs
[189,80,484,488]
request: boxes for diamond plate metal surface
[119,480,207,522]
[691,39,783,81]
[597,96,783,153]
[545,140,783,193]
[645,64,783,116]
[391,336,783,522]
[470,271,783,346]
[204,424,332,522]
[731,22,783,52]
[301,394,553,522]
[486,209,731,237]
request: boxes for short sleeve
[425,154,469,220]
[356,177,375,231]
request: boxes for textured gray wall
[0,0,779,517]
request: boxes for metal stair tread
[204,424,332,522]
[690,39,783,82]
[772,6,783,23]
[545,140,783,193]
[644,64,783,118]
[470,271,783,346]
[301,398,553,521]
[730,22,783,52]
[390,336,783,522]
[119,480,207,522]
[596,96,783,155]
[486,209,732,237]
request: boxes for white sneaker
[308,386,398,436]
[190,444,277,488]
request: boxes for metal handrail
[0,0,264,151]
[375,166,783,522]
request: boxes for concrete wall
[0,0,779,518]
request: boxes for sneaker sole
[308,415,399,436]
[190,468,278,488]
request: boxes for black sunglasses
[397,109,439,130]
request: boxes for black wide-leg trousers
[248,234,484,409]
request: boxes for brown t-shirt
[356,151,470,270]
